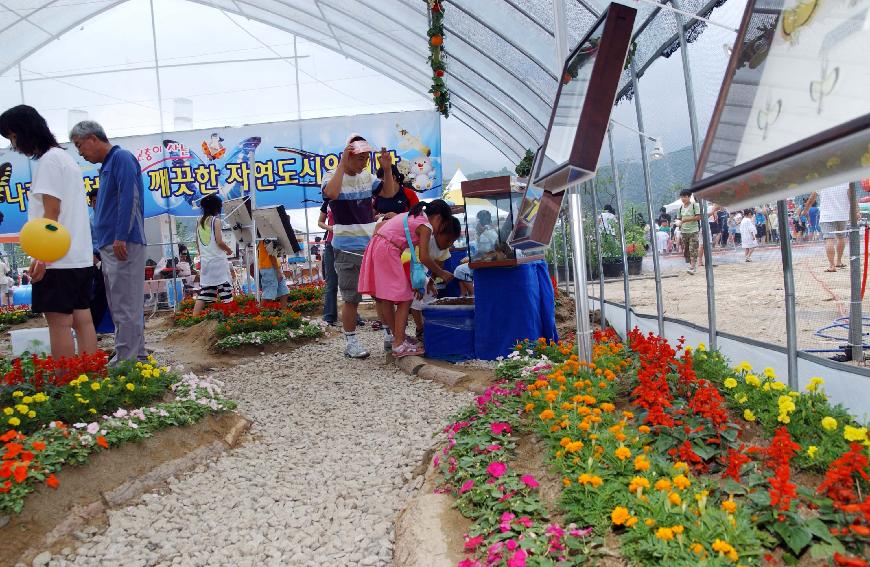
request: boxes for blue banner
[0,110,442,233]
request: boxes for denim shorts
[260,267,289,300]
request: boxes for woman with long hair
[192,194,233,316]
[0,105,97,359]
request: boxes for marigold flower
[634,455,650,472]
[644,518,655,527]
[671,525,684,535]
[822,416,838,431]
[806,446,818,459]
[743,409,756,422]
[27,411,35,419]
[539,409,555,421]
[724,378,737,389]
[771,381,785,391]
[2,408,11,416]
[46,473,59,489]
[656,527,674,540]
[736,394,748,404]
[654,478,672,491]
[566,441,584,453]
[721,499,737,514]
[806,377,824,393]
[672,475,691,490]
[610,506,631,525]
[31,441,46,451]
[673,462,689,472]
[524,403,535,412]
[8,417,20,427]
[614,446,631,461]
[844,426,867,443]
[628,476,650,494]
[668,492,682,506]
[625,516,638,528]
[691,543,705,556]
[638,425,651,434]
[745,374,760,387]
[96,436,109,449]
[90,382,101,391]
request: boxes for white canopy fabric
[0,0,731,162]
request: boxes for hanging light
[650,138,664,160]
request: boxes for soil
[512,433,564,522]
[0,412,248,567]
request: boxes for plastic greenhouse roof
[0,0,730,162]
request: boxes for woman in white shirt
[0,105,97,358]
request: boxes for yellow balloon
[20,218,71,263]
[400,246,421,264]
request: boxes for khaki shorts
[821,220,847,239]
[334,249,363,304]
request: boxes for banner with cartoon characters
[0,110,441,234]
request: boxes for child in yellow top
[257,241,289,307]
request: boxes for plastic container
[11,327,51,356]
[12,285,31,307]
[422,304,475,361]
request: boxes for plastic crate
[422,304,475,361]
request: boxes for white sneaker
[687,267,696,274]
[344,341,370,359]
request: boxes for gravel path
[50,332,472,567]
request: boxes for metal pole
[561,206,571,296]
[168,215,178,313]
[569,186,592,362]
[590,181,606,328]
[630,62,665,336]
[607,128,631,337]
[248,155,261,305]
[848,182,863,362]
[778,200,799,388]
[674,0,717,350]
[294,34,311,286]
[551,234,560,290]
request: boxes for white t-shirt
[819,184,850,223]
[739,217,757,248]
[28,148,93,269]
[655,230,669,253]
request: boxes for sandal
[825,268,837,273]
[371,320,383,331]
[392,340,425,358]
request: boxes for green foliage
[515,149,535,178]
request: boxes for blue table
[473,260,558,360]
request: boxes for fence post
[630,62,665,336]
[777,200,799,388]
[561,206,571,296]
[590,182,606,328]
[607,128,631,337]
[569,186,592,362]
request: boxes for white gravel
[52,332,472,567]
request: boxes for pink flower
[506,539,518,551]
[500,511,516,533]
[432,456,440,468]
[458,560,480,567]
[464,535,484,551]
[490,422,512,436]
[486,461,507,478]
[515,516,533,528]
[507,549,527,567]
[570,526,594,538]
[520,475,539,489]
[545,524,565,538]
[486,444,502,453]
[86,422,100,435]
[460,479,475,494]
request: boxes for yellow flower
[142,369,153,379]
[126,383,136,392]
[777,414,791,424]
[634,455,650,472]
[611,506,631,526]
[806,377,824,393]
[735,361,752,373]
[539,409,555,421]
[844,426,868,443]
[736,394,748,404]
[33,393,48,403]
[644,518,656,527]
[153,370,161,378]
[638,425,651,434]
[668,492,682,506]
[724,378,738,389]
[566,441,584,453]
[807,446,818,459]
[822,417,838,431]
[721,499,737,514]
[89,408,97,414]
[697,342,706,351]
[78,374,89,383]
[712,539,739,562]
[615,446,631,461]
[656,527,674,541]
[671,525,684,535]
[2,407,12,416]
[91,382,101,391]
[14,404,28,414]
[8,417,20,426]
[673,475,691,490]
[691,543,706,556]
[654,478,672,491]
[27,411,35,418]
[743,409,756,422]
[628,476,650,494]
[745,374,760,387]
[763,367,776,379]
[625,516,638,528]
[22,396,33,404]
[673,462,689,472]
[771,381,785,391]
[11,391,23,398]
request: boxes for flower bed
[0,306,36,327]
[436,331,869,566]
[0,352,236,514]
[174,295,323,350]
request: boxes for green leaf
[722,478,748,495]
[772,522,812,555]
[747,489,771,507]
[809,541,844,560]
[804,517,834,544]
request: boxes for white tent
[443,168,469,205]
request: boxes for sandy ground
[587,241,867,352]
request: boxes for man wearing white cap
[322,134,397,358]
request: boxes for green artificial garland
[427,1,450,117]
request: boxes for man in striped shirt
[322,134,397,358]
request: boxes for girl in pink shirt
[358,200,460,357]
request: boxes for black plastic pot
[601,259,623,278]
[627,256,643,276]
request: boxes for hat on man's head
[346,133,373,154]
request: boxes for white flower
[113,408,129,418]
[127,420,139,429]
[73,422,87,429]
[86,422,100,435]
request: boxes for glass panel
[466,192,523,264]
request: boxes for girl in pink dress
[358,199,460,357]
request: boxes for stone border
[395,356,467,386]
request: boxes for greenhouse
[0,0,868,566]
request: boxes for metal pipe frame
[777,200,799,388]
[248,155,261,305]
[848,182,863,362]
[607,127,632,336]
[560,206,571,296]
[569,187,593,362]
[673,0,716,349]
[590,181,606,329]
[630,61,665,336]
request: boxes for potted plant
[600,232,623,278]
[625,225,647,275]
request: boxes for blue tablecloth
[473,260,558,360]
